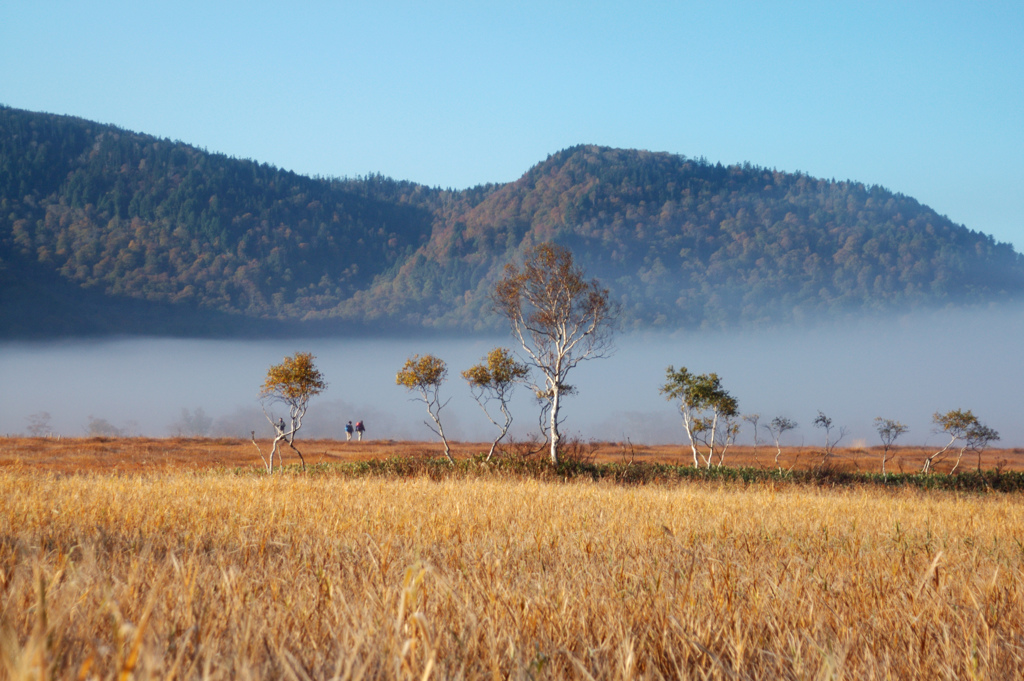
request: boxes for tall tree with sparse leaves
[493,243,615,465]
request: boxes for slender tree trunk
[440,426,452,463]
[485,404,513,462]
[706,412,719,469]
[250,431,270,473]
[416,386,454,464]
[682,413,699,468]
[922,437,955,474]
[271,436,284,472]
[950,445,968,474]
[717,425,734,467]
[549,383,560,465]
[431,411,453,464]
[287,440,306,472]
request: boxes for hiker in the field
[355,420,365,441]
[277,417,286,434]
[345,421,354,441]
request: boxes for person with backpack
[345,421,354,442]
[355,420,365,441]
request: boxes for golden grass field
[2,438,1024,679]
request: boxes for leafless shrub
[496,434,545,463]
[555,435,599,465]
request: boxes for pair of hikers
[345,420,365,441]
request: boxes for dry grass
[2,468,1023,679]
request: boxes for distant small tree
[922,409,977,474]
[462,348,529,461]
[493,242,615,465]
[966,423,1000,473]
[742,413,761,461]
[86,416,123,438]
[397,354,454,463]
[873,417,908,476]
[813,411,847,465]
[764,416,798,471]
[660,366,739,468]
[252,352,326,473]
[169,407,213,437]
[26,412,52,438]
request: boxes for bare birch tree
[873,417,908,476]
[813,411,847,466]
[396,354,454,463]
[742,413,761,461]
[764,416,798,471]
[251,352,326,474]
[462,348,529,461]
[966,424,1000,473]
[493,243,615,465]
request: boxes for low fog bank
[2,303,1022,449]
[578,303,1024,449]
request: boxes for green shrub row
[239,455,1024,493]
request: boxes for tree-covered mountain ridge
[2,105,1021,337]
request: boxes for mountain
[2,106,1022,337]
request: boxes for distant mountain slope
[2,106,1022,337]
[368,146,1024,329]
[0,106,438,333]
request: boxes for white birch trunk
[706,412,719,469]
[681,412,700,468]
[950,445,969,474]
[549,382,561,465]
[922,435,956,474]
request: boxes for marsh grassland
[2,470,1023,679]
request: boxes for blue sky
[3,1,1022,250]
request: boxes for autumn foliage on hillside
[3,107,1023,336]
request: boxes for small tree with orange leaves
[462,347,529,461]
[396,354,454,463]
[251,351,326,473]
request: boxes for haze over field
[3,304,1021,446]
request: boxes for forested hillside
[2,106,1022,337]
[0,106,444,334]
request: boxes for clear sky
[3,1,1022,250]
